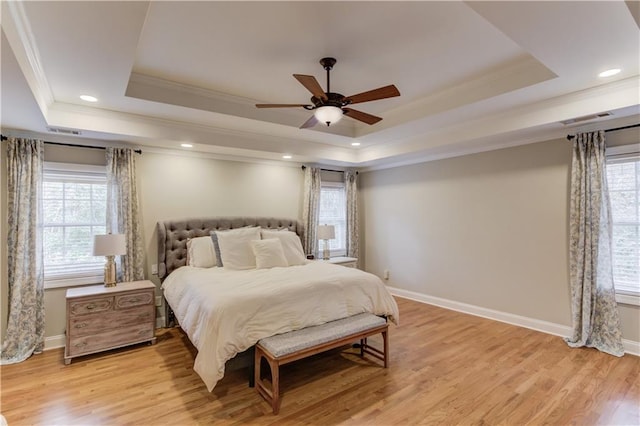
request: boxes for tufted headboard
[156,217,304,280]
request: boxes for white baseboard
[388,286,640,357]
[44,334,65,351]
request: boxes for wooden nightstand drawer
[116,291,153,309]
[65,280,157,364]
[67,323,154,356]
[69,296,113,316]
[69,306,154,337]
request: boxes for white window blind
[42,163,107,285]
[606,155,640,295]
[319,182,347,257]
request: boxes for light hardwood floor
[1,297,638,425]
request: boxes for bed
[157,217,399,391]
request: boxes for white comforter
[161,261,399,391]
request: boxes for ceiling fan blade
[343,108,383,125]
[343,85,400,105]
[255,103,311,108]
[293,74,328,101]
[300,114,319,129]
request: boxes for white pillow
[186,236,217,268]
[251,238,288,269]
[214,227,261,270]
[260,229,306,266]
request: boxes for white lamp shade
[93,234,126,256]
[314,106,343,126]
[317,225,335,240]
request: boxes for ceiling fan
[256,57,400,129]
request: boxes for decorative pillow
[210,232,224,267]
[260,229,306,266]
[186,236,217,268]
[213,227,261,270]
[251,238,288,269]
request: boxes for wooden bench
[254,313,389,414]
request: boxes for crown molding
[357,75,640,165]
[2,1,54,112]
[128,72,258,107]
[44,102,359,164]
[125,72,355,138]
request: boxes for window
[606,153,640,300]
[42,162,107,288]
[319,181,347,257]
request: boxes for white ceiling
[1,1,639,169]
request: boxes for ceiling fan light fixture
[314,106,343,126]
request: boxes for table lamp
[93,233,126,287]
[317,225,335,260]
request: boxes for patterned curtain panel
[345,170,359,260]
[106,148,145,282]
[1,138,45,364]
[302,167,321,257]
[565,131,624,356]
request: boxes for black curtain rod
[301,165,358,175]
[566,123,640,141]
[1,135,142,154]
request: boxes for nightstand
[65,280,156,365]
[323,256,358,268]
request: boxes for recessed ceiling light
[598,68,621,78]
[282,155,292,159]
[80,95,98,102]
[351,142,361,146]
[181,143,193,148]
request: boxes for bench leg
[254,347,282,415]
[360,327,389,368]
[271,358,280,414]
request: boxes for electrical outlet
[384,269,390,280]
[151,264,158,275]
[155,296,162,307]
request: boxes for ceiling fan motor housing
[310,92,350,110]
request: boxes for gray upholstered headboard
[156,217,304,280]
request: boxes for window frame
[605,144,640,306]
[319,180,347,258]
[42,162,108,289]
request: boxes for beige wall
[1,144,304,340]
[2,134,638,346]
[360,138,639,342]
[136,151,304,290]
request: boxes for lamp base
[104,256,117,287]
[322,240,331,261]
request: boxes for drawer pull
[74,342,87,348]
[86,304,96,310]
[129,298,141,303]
[74,323,88,329]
